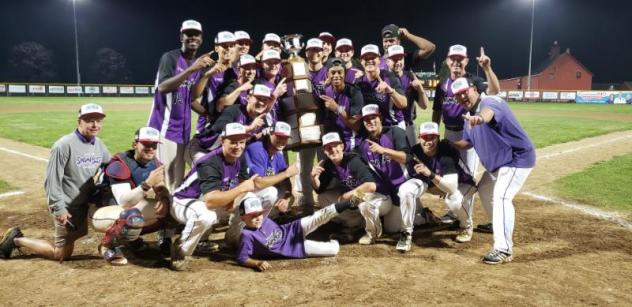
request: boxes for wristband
[429,171,436,180]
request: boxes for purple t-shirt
[356,70,405,126]
[245,140,287,176]
[356,126,409,188]
[322,85,363,150]
[309,66,329,96]
[173,148,248,199]
[148,49,202,144]
[463,96,536,172]
[237,218,306,264]
[433,73,486,131]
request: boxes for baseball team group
[0,19,535,271]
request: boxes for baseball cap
[78,103,105,119]
[238,192,264,216]
[239,54,257,67]
[335,38,353,50]
[234,30,252,43]
[134,127,161,143]
[252,84,272,98]
[318,32,336,44]
[261,49,281,62]
[387,45,405,59]
[306,38,324,51]
[180,20,202,33]
[361,104,380,118]
[451,77,474,95]
[215,31,236,44]
[325,57,345,68]
[418,122,439,137]
[448,44,467,57]
[381,24,400,38]
[271,121,292,137]
[321,132,343,147]
[262,33,281,44]
[360,44,380,58]
[221,122,250,139]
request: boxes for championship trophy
[279,34,322,150]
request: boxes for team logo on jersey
[75,153,103,169]
[341,175,359,189]
[265,167,275,177]
[220,177,240,191]
[265,228,283,248]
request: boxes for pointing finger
[480,47,485,57]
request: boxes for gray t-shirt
[45,130,110,216]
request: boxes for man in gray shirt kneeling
[0,103,111,261]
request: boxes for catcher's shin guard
[101,208,144,249]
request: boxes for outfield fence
[1,82,631,104]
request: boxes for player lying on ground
[236,192,357,272]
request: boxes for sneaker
[482,249,513,265]
[396,232,412,252]
[476,222,493,233]
[193,240,220,256]
[99,244,128,266]
[159,238,172,257]
[440,213,457,224]
[170,238,188,271]
[455,225,473,243]
[0,227,23,259]
[358,233,375,245]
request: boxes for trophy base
[286,125,323,151]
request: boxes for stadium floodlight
[73,0,81,96]
[527,0,535,92]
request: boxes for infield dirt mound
[0,131,631,305]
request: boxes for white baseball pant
[170,197,218,256]
[301,205,341,257]
[477,167,532,254]
[357,192,393,240]
[316,188,365,230]
[157,136,186,193]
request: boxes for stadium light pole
[72,0,81,96]
[527,0,535,92]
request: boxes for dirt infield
[1,131,632,305]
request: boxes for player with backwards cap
[451,77,535,264]
[379,23,436,71]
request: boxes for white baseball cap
[252,84,272,98]
[360,44,380,58]
[78,103,105,119]
[238,192,264,216]
[387,45,405,59]
[451,77,473,95]
[261,49,281,62]
[321,132,343,147]
[306,38,324,51]
[180,20,202,32]
[135,127,161,143]
[318,32,336,44]
[221,122,250,139]
[262,33,281,44]
[361,104,380,118]
[239,54,257,67]
[335,38,353,50]
[418,122,439,137]
[448,44,467,57]
[234,30,251,43]
[272,121,292,137]
[215,31,236,44]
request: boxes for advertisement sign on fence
[102,86,117,94]
[84,86,100,94]
[0,85,5,93]
[66,86,83,94]
[48,86,65,94]
[119,86,134,94]
[28,85,46,94]
[135,87,149,94]
[524,91,540,99]
[542,92,559,100]
[497,91,508,99]
[508,91,524,100]
[8,84,27,93]
[559,92,576,101]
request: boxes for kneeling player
[237,192,355,272]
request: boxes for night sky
[1,0,630,84]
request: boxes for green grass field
[0,179,16,194]
[553,154,632,212]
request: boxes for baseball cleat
[193,240,220,256]
[440,213,457,224]
[0,227,23,259]
[455,225,473,243]
[396,232,412,252]
[476,222,493,233]
[358,234,375,245]
[482,249,513,265]
[170,238,187,271]
[99,244,128,266]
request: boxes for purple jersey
[315,153,388,195]
[198,69,239,133]
[356,126,409,188]
[345,67,362,84]
[397,71,418,125]
[196,104,262,149]
[237,218,306,264]
[309,66,328,96]
[322,85,363,150]
[174,148,248,199]
[245,140,287,176]
[356,70,404,126]
[433,73,486,131]
[148,49,202,144]
[407,140,475,186]
[463,96,536,172]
